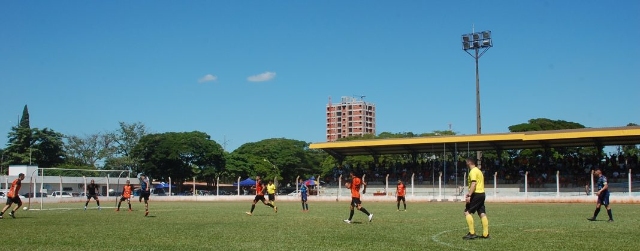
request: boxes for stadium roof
[309,126,640,157]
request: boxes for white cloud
[198,74,218,83]
[247,71,276,82]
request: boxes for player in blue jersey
[587,168,613,222]
[139,174,150,217]
[299,178,309,211]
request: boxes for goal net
[20,167,136,211]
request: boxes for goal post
[27,167,135,211]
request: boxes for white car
[51,191,73,198]
[287,190,300,196]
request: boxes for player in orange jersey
[343,171,373,224]
[246,176,276,216]
[116,180,133,211]
[0,173,25,219]
[396,180,407,211]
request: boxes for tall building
[326,96,376,142]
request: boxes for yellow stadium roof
[309,126,640,157]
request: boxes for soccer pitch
[3,201,638,250]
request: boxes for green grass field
[2,201,638,250]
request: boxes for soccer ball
[23,207,28,211]
[345,182,351,189]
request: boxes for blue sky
[1,1,639,151]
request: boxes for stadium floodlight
[461,29,493,167]
[482,31,491,39]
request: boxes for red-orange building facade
[326,96,376,142]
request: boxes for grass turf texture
[2,201,638,250]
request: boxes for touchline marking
[431,224,505,251]
[27,206,118,211]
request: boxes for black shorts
[268,194,275,201]
[140,192,150,201]
[465,193,486,215]
[120,196,130,202]
[6,196,21,205]
[351,197,362,207]
[597,192,610,206]
[254,195,266,203]
[397,196,405,202]
[87,194,99,200]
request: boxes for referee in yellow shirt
[267,180,277,207]
[463,158,490,240]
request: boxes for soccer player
[139,174,150,216]
[267,180,277,207]
[463,158,490,240]
[343,171,373,224]
[245,176,276,216]
[0,173,25,219]
[300,178,309,211]
[588,168,613,222]
[396,180,407,211]
[85,179,101,211]
[116,180,133,211]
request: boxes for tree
[507,118,592,160]
[132,131,225,190]
[2,105,33,165]
[104,122,148,171]
[3,106,66,168]
[31,128,66,167]
[0,148,4,175]
[508,118,585,132]
[228,138,324,185]
[64,133,116,168]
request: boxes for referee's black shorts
[464,193,486,215]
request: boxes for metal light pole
[263,159,279,188]
[462,30,493,167]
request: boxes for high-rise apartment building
[326,96,376,142]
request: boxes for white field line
[431,224,504,251]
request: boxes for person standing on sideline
[463,158,490,240]
[0,173,25,219]
[300,178,309,211]
[588,168,613,222]
[396,180,407,211]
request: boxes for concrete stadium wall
[26,194,640,204]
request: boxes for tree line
[1,106,638,190]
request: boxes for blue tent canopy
[233,178,257,186]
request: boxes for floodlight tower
[461,30,492,167]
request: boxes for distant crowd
[327,153,640,187]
